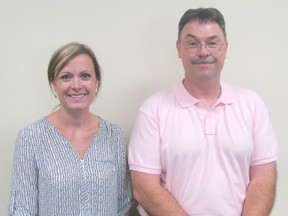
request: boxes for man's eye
[188,42,199,47]
[60,74,71,81]
[207,41,218,47]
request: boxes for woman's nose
[71,78,82,90]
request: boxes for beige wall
[1,0,287,215]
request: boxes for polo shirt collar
[219,81,236,104]
[173,80,236,108]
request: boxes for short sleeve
[128,105,162,174]
[251,97,278,166]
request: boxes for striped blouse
[9,117,132,216]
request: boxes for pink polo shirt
[128,81,278,216]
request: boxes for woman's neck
[48,108,97,129]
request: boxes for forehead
[59,54,94,69]
[180,20,225,40]
[55,54,95,78]
[67,53,93,65]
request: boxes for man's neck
[183,78,221,108]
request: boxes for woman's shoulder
[99,117,125,138]
[15,118,52,151]
[17,117,50,137]
[99,117,123,131]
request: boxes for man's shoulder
[140,84,178,110]
[222,82,262,100]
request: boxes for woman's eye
[81,73,91,80]
[60,74,71,81]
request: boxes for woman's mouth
[69,94,86,98]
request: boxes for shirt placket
[204,104,221,135]
[80,159,89,216]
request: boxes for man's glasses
[180,40,226,50]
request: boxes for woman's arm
[9,130,38,215]
[116,128,133,216]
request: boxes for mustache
[190,56,216,64]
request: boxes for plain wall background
[1,0,287,215]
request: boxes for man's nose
[197,42,210,55]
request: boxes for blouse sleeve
[9,129,38,216]
[115,128,132,216]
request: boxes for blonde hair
[47,42,102,96]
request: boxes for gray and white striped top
[9,117,132,216]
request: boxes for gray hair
[178,8,227,41]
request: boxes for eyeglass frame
[179,39,227,51]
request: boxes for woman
[9,42,132,215]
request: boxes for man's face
[176,20,228,82]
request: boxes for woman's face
[52,53,98,113]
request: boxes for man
[128,7,278,216]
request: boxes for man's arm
[242,162,277,216]
[131,171,188,216]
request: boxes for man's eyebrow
[185,34,221,40]
[185,34,197,39]
[207,35,221,40]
